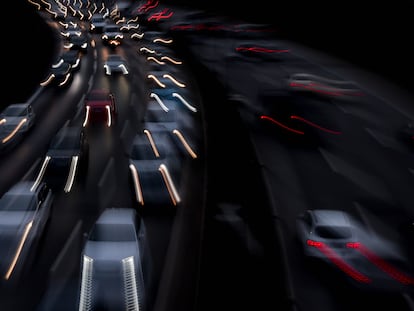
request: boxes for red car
[82,89,117,127]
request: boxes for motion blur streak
[173,129,198,159]
[290,115,342,135]
[161,56,182,65]
[163,74,186,88]
[4,221,33,280]
[260,115,304,135]
[2,119,28,143]
[159,164,180,206]
[129,164,144,205]
[172,92,197,112]
[306,240,371,283]
[147,74,166,88]
[348,243,414,285]
[143,129,160,157]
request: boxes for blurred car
[0,103,36,153]
[296,209,414,292]
[296,209,358,259]
[128,134,182,207]
[39,125,89,193]
[233,41,290,61]
[287,73,363,99]
[56,49,82,71]
[40,61,73,88]
[83,89,117,127]
[90,13,107,32]
[104,54,129,75]
[60,24,83,39]
[77,207,148,311]
[102,24,124,47]
[63,33,89,52]
[0,181,53,284]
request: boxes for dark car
[77,208,150,311]
[104,54,129,75]
[0,103,36,153]
[90,12,108,32]
[83,89,117,127]
[0,181,53,285]
[102,24,124,47]
[58,49,82,71]
[40,62,73,88]
[63,33,89,52]
[37,125,89,193]
[128,132,182,207]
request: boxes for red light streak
[290,115,341,135]
[236,46,290,53]
[349,243,414,285]
[260,115,304,135]
[308,240,371,283]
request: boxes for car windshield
[105,25,119,32]
[2,105,28,117]
[315,225,352,239]
[89,223,136,242]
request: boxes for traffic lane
[32,32,208,311]
[179,33,414,307]
[0,53,94,196]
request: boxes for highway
[1,1,414,311]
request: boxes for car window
[315,225,352,239]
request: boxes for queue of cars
[5,1,414,310]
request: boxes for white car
[296,209,414,292]
[77,208,149,311]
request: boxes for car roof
[48,126,83,150]
[310,209,351,227]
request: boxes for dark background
[6,1,414,105]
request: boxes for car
[77,207,149,311]
[103,54,129,75]
[55,49,82,71]
[82,89,117,127]
[0,103,36,153]
[63,33,89,52]
[89,13,107,32]
[36,124,89,193]
[40,61,73,88]
[296,209,414,292]
[128,132,182,207]
[287,73,364,99]
[296,209,359,259]
[60,24,83,39]
[233,41,290,61]
[102,24,124,47]
[0,181,53,284]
